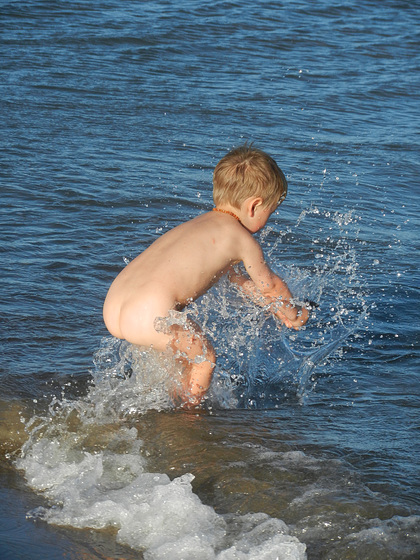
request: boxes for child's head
[213,144,288,209]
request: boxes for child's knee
[205,340,216,366]
[170,321,214,364]
[192,333,215,367]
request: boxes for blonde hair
[213,144,288,209]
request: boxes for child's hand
[289,306,309,330]
[276,305,309,330]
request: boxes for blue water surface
[1,1,419,559]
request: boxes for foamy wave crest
[16,405,306,559]
[14,335,306,558]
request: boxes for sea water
[1,0,419,559]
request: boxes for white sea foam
[16,419,306,559]
[14,334,309,558]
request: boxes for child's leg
[118,297,215,406]
[168,319,215,406]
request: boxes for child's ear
[249,197,263,217]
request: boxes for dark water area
[1,1,419,558]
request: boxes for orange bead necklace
[212,207,241,222]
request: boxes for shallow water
[1,0,419,558]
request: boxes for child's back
[103,211,247,344]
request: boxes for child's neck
[212,207,241,223]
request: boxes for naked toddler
[103,145,309,406]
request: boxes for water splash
[195,205,369,409]
[79,204,367,415]
[89,338,176,418]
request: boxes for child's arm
[229,268,308,329]
[229,238,309,329]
